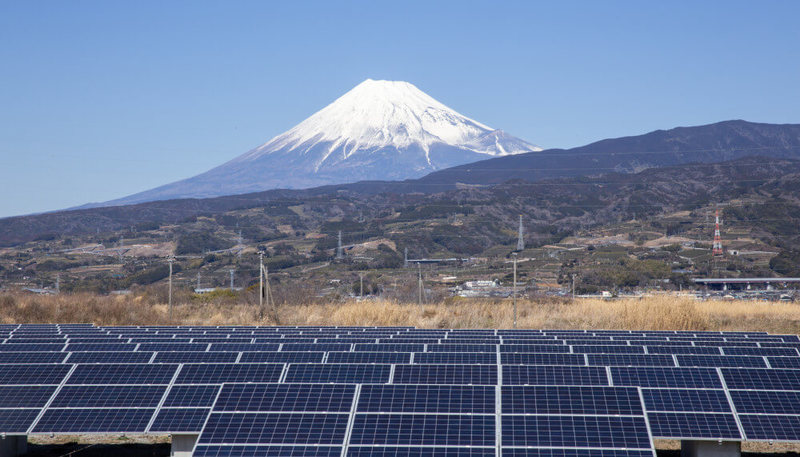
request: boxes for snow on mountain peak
[239,79,540,165]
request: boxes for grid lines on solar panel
[587,354,675,367]
[501,415,651,448]
[646,412,741,439]
[739,414,800,441]
[0,408,40,433]
[427,344,496,353]
[0,364,71,385]
[198,413,349,444]
[499,345,570,354]
[326,352,410,364]
[357,385,495,413]
[646,346,721,355]
[64,343,135,352]
[138,343,209,352]
[349,414,495,446]
[500,353,585,365]
[393,365,498,385]
[610,367,722,388]
[153,351,239,363]
[767,357,800,369]
[501,450,655,457]
[723,347,799,356]
[730,390,800,414]
[415,352,498,364]
[502,366,609,386]
[66,364,178,385]
[163,384,221,407]
[675,355,766,368]
[239,352,324,363]
[0,385,57,408]
[721,368,800,390]
[214,384,355,412]
[65,351,154,364]
[284,364,390,383]
[281,343,352,352]
[149,407,211,432]
[641,389,731,412]
[501,386,642,415]
[54,385,165,410]
[0,343,65,352]
[209,343,281,352]
[573,345,645,354]
[176,363,283,384]
[0,352,67,363]
[354,344,424,352]
[194,445,343,457]
[347,447,496,457]
[32,408,156,433]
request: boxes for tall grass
[1,292,798,333]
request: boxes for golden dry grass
[1,292,799,333]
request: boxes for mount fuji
[107,79,540,205]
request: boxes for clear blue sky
[1,1,798,217]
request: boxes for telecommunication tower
[712,210,723,256]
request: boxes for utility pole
[360,273,364,298]
[336,231,343,260]
[168,258,174,321]
[55,273,60,295]
[417,263,423,309]
[259,252,264,319]
[512,253,518,329]
[229,269,235,291]
[571,274,576,301]
[196,272,201,291]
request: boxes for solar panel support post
[681,440,741,457]
[0,436,27,457]
[171,433,198,457]
[512,253,518,328]
[168,257,174,322]
[259,252,264,320]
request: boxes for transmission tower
[336,231,343,259]
[516,214,525,251]
[712,210,723,256]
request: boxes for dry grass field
[2,292,799,334]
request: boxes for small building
[694,277,800,291]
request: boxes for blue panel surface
[67,364,178,385]
[730,390,800,414]
[0,385,57,407]
[66,351,154,364]
[214,384,355,412]
[676,355,766,368]
[502,366,608,386]
[393,365,497,385]
[501,415,651,448]
[588,354,675,367]
[0,352,67,363]
[177,363,283,384]
[0,364,71,385]
[501,353,585,365]
[611,367,722,388]
[739,414,800,441]
[284,364,390,384]
[350,414,495,446]
[195,446,343,457]
[149,408,210,432]
[198,413,349,444]
[767,357,800,369]
[33,408,155,433]
[722,368,800,390]
[647,412,740,439]
[358,385,495,414]
[415,352,497,364]
[153,352,239,363]
[239,352,324,363]
[51,385,166,408]
[326,352,410,364]
[163,385,221,407]
[641,389,731,412]
[501,386,642,415]
[348,448,495,457]
[0,409,40,433]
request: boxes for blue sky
[1,1,798,217]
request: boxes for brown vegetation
[2,292,799,334]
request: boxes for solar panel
[347,448,496,457]
[646,412,741,439]
[501,386,643,415]
[138,343,209,352]
[33,408,156,433]
[393,365,498,385]
[50,385,166,408]
[730,390,800,414]
[722,368,800,390]
[502,366,609,386]
[358,385,495,413]
[501,450,654,457]
[67,364,178,385]
[64,343,135,352]
[176,363,283,384]
[610,367,722,388]
[149,408,211,432]
[350,414,495,446]
[415,352,498,365]
[766,357,800,368]
[153,351,239,363]
[646,346,721,355]
[198,413,350,444]
[0,385,57,407]
[573,345,645,354]
[739,414,800,441]
[588,354,676,367]
[428,344,496,353]
[209,343,281,352]
[326,352,410,364]
[0,343,65,352]
[354,343,424,352]
[284,364,390,384]
[501,415,651,448]
[0,364,71,385]
[65,351,154,364]
[214,384,355,412]
[499,345,570,353]
[500,353,585,365]
[195,445,343,457]
[239,352,324,363]
[0,408,40,433]
[676,355,766,368]
[281,343,352,352]
[641,389,731,412]
[0,352,67,363]
[723,347,799,356]
[162,384,221,407]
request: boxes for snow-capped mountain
[110,79,540,205]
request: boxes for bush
[176,231,234,255]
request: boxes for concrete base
[0,436,27,457]
[681,440,741,457]
[171,434,199,457]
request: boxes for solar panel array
[2,324,800,457]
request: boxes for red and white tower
[712,210,723,256]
